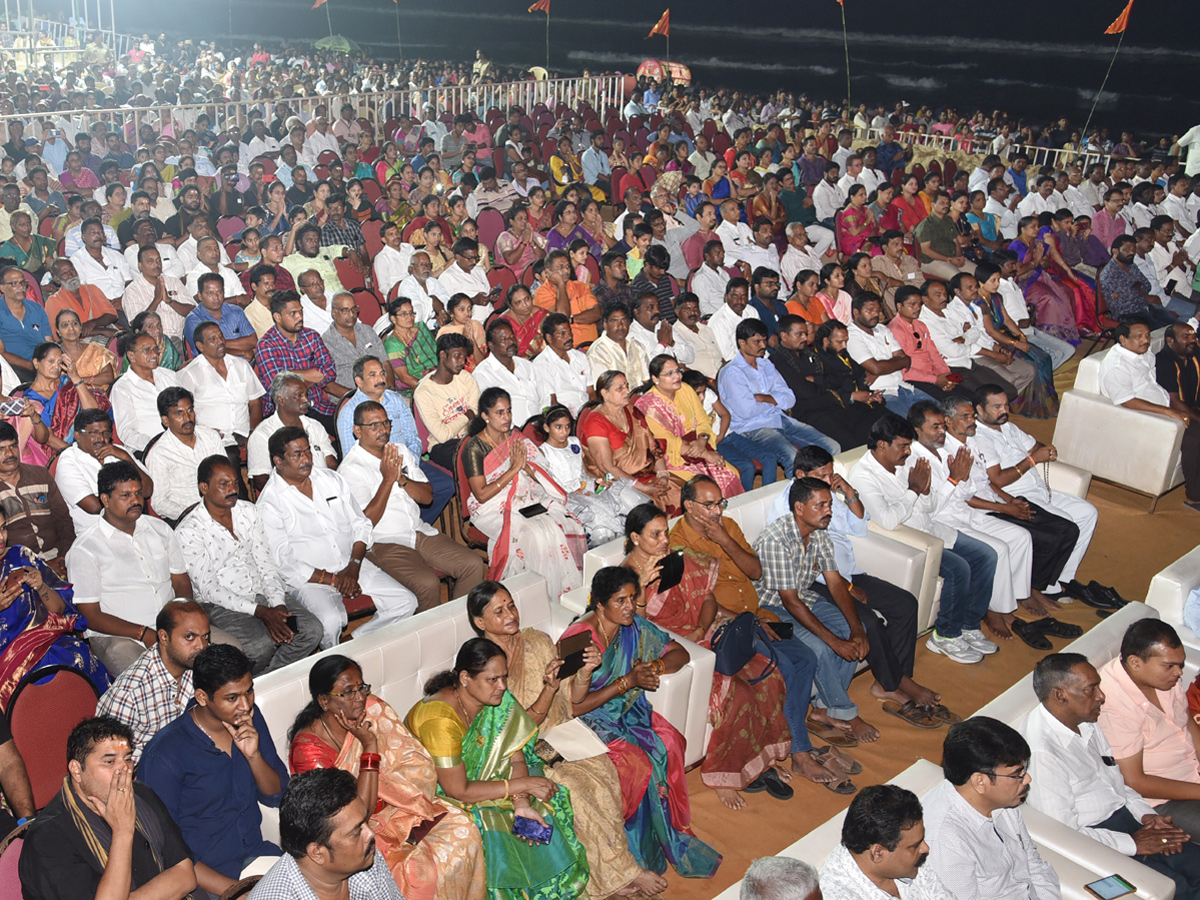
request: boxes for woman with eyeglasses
[289,653,487,900]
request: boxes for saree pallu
[465,432,585,600]
[1010,238,1082,345]
[405,692,590,900]
[508,629,644,898]
[977,298,1059,419]
[20,376,112,442]
[642,550,790,791]
[0,544,110,710]
[385,325,438,400]
[289,697,486,900]
[1038,227,1100,335]
[581,406,682,517]
[836,207,876,257]
[498,309,548,360]
[560,615,721,878]
[634,387,743,500]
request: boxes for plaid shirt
[96,645,194,761]
[752,512,838,609]
[254,325,337,415]
[321,217,364,251]
[249,851,402,900]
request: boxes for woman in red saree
[289,655,486,900]
[495,284,548,360]
[18,340,108,453]
[836,185,878,258]
[622,504,791,811]
[882,174,926,255]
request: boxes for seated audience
[123,243,194,349]
[247,370,338,491]
[19,716,199,900]
[919,281,1018,399]
[139,644,288,895]
[672,292,723,380]
[0,264,51,379]
[179,319,266,460]
[414,332,480,471]
[183,248,251,339]
[532,312,593,416]
[110,330,181,457]
[324,291,391,391]
[16,339,105,454]
[709,278,761,363]
[54,409,154,533]
[0,419,75,569]
[144,387,226,524]
[846,295,927,415]
[254,290,339,434]
[742,856,820,900]
[1156,323,1200,422]
[472,320,541,428]
[586,300,650,387]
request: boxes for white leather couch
[710,757,1176,900]
[1053,329,1184,510]
[1145,546,1200,654]
[251,571,715,842]
[832,444,1094,632]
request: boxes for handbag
[710,611,779,685]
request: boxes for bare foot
[630,870,669,896]
[807,708,850,732]
[714,787,746,810]
[792,750,837,783]
[771,763,793,781]
[900,678,941,708]
[870,681,911,704]
[1018,597,1050,618]
[1031,589,1063,612]
[843,716,880,743]
[984,610,1015,640]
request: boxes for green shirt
[914,212,959,263]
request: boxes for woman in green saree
[405,638,590,900]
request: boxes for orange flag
[312,0,326,7]
[1105,0,1134,33]
[646,9,670,39]
[528,0,550,12]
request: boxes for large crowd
[0,27,1198,900]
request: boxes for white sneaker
[926,632,984,664]
[961,629,999,655]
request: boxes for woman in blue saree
[559,566,722,880]
[405,638,590,900]
[0,522,110,711]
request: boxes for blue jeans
[721,418,840,491]
[1166,295,1198,321]
[1029,328,1075,371]
[753,626,819,754]
[882,384,924,417]
[935,531,998,638]
[419,460,454,524]
[774,599,858,721]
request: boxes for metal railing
[864,127,1109,171]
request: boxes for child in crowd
[568,238,591,283]
[233,227,262,271]
[626,222,653,279]
[436,292,486,371]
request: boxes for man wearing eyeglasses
[922,717,1061,900]
[0,264,50,379]
[322,291,391,392]
[435,236,495,323]
[339,400,485,613]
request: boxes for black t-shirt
[117,216,164,248]
[286,184,315,208]
[19,782,193,900]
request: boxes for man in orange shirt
[46,258,119,339]
[532,250,602,345]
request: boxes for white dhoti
[960,518,1035,615]
[291,558,419,649]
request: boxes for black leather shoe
[1088,581,1129,607]
[1065,580,1119,610]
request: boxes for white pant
[1029,329,1076,371]
[1020,489,1098,590]
[960,516,1034,615]
[806,224,836,259]
[293,558,419,649]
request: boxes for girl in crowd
[816,261,852,323]
[786,269,829,324]
[289,655,487,900]
[437,293,487,371]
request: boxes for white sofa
[1053,329,1184,510]
[710,757,1176,900]
[1145,546,1200,653]
[251,571,715,842]
[832,444,1094,632]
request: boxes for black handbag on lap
[710,612,779,684]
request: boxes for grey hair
[785,221,807,238]
[269,370,307,401]
[740,857,820,900]
[939,394,971,419]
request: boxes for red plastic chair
[487,267,516,294]
[584,254,600,284]
[313,164,330,180]
[361,178,382,204]
[38,215,54,238]
[334,257,366,292]
[454,438,490,550]
[618,172,645,201]
[476,208,505,257]
[216,216,245,242]
[0,823,29,900]
[712,132,731,156]
[225,240,241,259]
[8,666,99,809]
[352,287,384,326]
[362,219,384,259]
[317,150,340,167]
[638,164,658,191]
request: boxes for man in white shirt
[1063,167,1096,220]
[819,785,953,900]
[688,133,717,181]
[836,154,868,199]
[391,250,446,330]
[812,162,845,225]
[110,332,181,456]
[121,243,194,348]
[179,320,265,451]
[437,237,495,324]
[302,117,340,168]
[176,456,321,674]
[672,293,723,379]
[949,275,1035,396]
[184,236,247,304]
[66,460,235,676]
[780,223,826,294]
[847,296,924,416]
[1023,654,1200,896]
[531,313,592,416]
[586,300,650,387]
[257,427,418,649]
[1162,174,1195,239]
[373,222,414,302]
[176,218,233,275]
[628,291,695,366]
[1098,318,1200,507]
[1016,176,1059,219]
[984,178,1021,241]
[471,320,542,428]
[245,119,280,160]
[691,239,732,317]
[123,219,185,280]
[922,717,1061,900]
[715,199,755,262]
[294,268,335,336]
[70,217,132,301]
[738,218,783,279]
[339,400,486,612]
[143,386,227,524]
[1172,124,1200,178]
[708,277,761,363]
[1149,215,1196,306]
[55,409,154,535]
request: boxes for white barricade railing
[864,127,1109,171]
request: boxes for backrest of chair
[1075,327,1166,394]
[216,216,245,242]
[361,219,384,259]
[361,178,382,204]
[334,257,365,292]
[0,834,25,900]
[8,666,99,809]
[476,208,505,257]
[455,436,473,520]
[351,288,383,327]
[217,875,262,900]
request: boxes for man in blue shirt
[768,445,949,725]
[336,354,452,524]
[716,318,839,490]
[139,644,288,897]
[184,272,258,358]
[581,130,612,201]
[0,264,50,378]
[747,267,789,339]
[874,125,909,178]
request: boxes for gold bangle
[503,778,510,800]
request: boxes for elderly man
[254,290,339,432]
[922,718,1061,900]
[283,223,349,294]
[55,408,155,534]
[341,400,485,612]
[184,235,248,307]
[323,291,390,391]
[96,600,210,761]
[70,216,132,302]
[248,371,337,492]
[533,249,601,345]
[19,717,199,900]
[741,857,821,900]
[45,257,119,340]
[532,313,593,416]
[296,268,337,336]
[257,427,418,649]
[394,249,447,327]
[586,300,649,387]
[111,330,181,456]
[139,645,287,896]
[472,319,542,428]
[1100,317,1200,510]
[177,456,321,674]
[249,769,403,900]
[1024,653,1200,896]
[144,386,227,525]
[124,242,194,347]
[820,785,952,899]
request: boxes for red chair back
[8,667,99,809]
[638,164,658,191]
[454,436,474,520]
[313,165,330,180]
[584,254,600,284]
[476,208,505,257]
[0,829,27,900]
[38,215,54,238]
[216,216,245,241]
[317,150,340,167]
[361,178,382,204]
[487,267,516,294]
[225,240,241,260]
[362,219,384,259]
[401,217,429,243]
[334,257,366,292]
[352,287,383,326]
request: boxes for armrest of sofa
[865,521,944,632]
[847,531,926,603]
[1046,460,1092,499]
[645,633,715,767]
[1145,547,1200,632]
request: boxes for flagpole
[395,0,402,61]
[545,8,549,72]
[840,0,851,108]
[325,0,333,37]
[1081,29,1125,150]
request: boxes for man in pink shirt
[887,285,957,397]
[1092,188,1129,251]
[1098,618,1200,838]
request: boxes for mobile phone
[0,398,26,416]
[555,630,593,680]
[1165,278,1178,295]
[285,614,299,632]
[488,284,503,294]
[518,503,548,518]
[1084,875,1135,900]
[512,814,553,844]
[768,621,794,640]
[655,549,685,592]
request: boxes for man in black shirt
[1156,322,1200,415]
[19,716,197,900]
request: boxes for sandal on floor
[920,703,963,725]
[1031,617,1083,639]
[1012,618,1053,650]
[881,700,942,729]
[813,745,863,775]
[813,755,856,794]
[806,715,859,748]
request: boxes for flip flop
[806,715,859,748]
[1031,617,1083,639]
[813,755,856,794]
[1012,618,1052,650]
[881,700,942,729]
[814,745,863,776]
[920,703,963,725]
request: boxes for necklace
[595,614,614,650]
[454,689,486,746]
[320,713,340,749]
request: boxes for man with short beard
[45,256,119,339]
